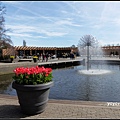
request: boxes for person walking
[42,53,45,62]
[57,53,60,60]
[37,53,40,61]
[45,52,49,62]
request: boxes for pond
[0,64,120,102]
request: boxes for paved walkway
[0,57,120,119]
[0,94,120,119]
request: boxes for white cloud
[90,23,104,29]
[6,24,35,33]
[7,33,33,37]
[2,1,120,47]
[35,36,47,38]
[55,20,81,27]
[6,23,68,38]
[39,30,68,37]
[100,2,120,24]
[6,15,36,21]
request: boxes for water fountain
[1,35,120,102]
[77,34,111,75]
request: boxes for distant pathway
[0,56,120,75]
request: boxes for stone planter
[10,58,13,63]
[33,58,37,63]
[12,81,54,115]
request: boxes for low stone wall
[0,62,38,75]
[0,57,82,75]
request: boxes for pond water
[1,64,120,102]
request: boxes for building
[1,45,120,59]
[0,46,78,58]
[102,45,120,57]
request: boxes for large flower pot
[12,81,54,115]
[10,58,13,63]
[33,58,37,63]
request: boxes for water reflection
[0,64,120,102]
[0,74,14,94]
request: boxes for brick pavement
[0,94,120,119]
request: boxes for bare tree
[0,2,13,49]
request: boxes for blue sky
[1,1,120,47]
